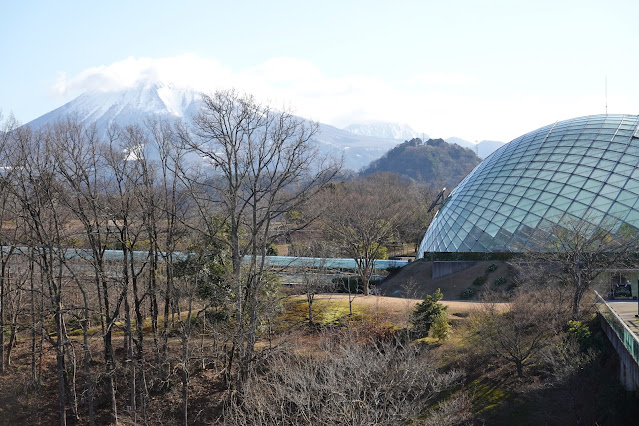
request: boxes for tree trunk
[0,257,5,374]
[55,309,67,426]
[181,333,189,426]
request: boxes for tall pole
[605,75,608,116]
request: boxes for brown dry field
[309,294,509,316]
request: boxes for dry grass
[278,294,509,344]
[305,294,508,316]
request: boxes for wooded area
[0,92,445,425]
[2,94,638,425]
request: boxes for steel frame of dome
[418,114,639,255]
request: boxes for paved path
[607,300,639,336]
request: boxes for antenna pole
[605,75,608,115]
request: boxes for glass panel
[600,184,621,201]
[522,213,541,228]
[485,222,500,237]
[529,203,549,217]
[537,192,557,205]
[545,182,563,194]
[591,195,614,212]
[608,202,629,221]
[616,190,638,205]
[582,180,604,193]
[566,201,588,217]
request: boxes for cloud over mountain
[46,55,499,141]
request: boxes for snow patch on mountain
[28,81,203,132]
[343,121,422,141]
[444,137,505,159]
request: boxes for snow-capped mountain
[26,82,401,171]
[343,121,422,141]
[29,82,201,131]
[445,137,505,159]
[476,140,506,158]
[445,137,476,150]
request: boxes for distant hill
[445,137,505,159]
[445,136,476,150]
[360,138,481,188]
[476,140,506,158]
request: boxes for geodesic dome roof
[418,114,639,254]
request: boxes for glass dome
[418,114,639,255]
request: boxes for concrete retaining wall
[599,314,639,391]
[432,261,477,279]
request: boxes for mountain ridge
[344,121,424,141]
[25,82,404,171]
[24,80,505,170]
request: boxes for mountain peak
[29,81,203,132]
[343,121,423,141]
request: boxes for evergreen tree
[411,288,447,337]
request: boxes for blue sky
[3,0,639,141]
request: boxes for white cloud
[50,54,412,131]
[51,54,234,96]
[409,71,477,86]
[49,54,617,142]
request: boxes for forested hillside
[360,138,481,188]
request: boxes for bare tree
[526,216,639,318]
[400,180,437,254]
[320,173,411,295]
[225,332,463,425]
[146,117,188,371]
[103,124,154,424]
[10,124,76,425]
[295,259,334,325]
[49,118,116,426]
[0,112,20,375]
[471,288,562,378]
[179,89,339,391]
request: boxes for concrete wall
[432,261,477,279]
[599,314,639,391]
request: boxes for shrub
[460,288,475,299]
[431,311,451,341]
[568,320,591,341]
[472,276,486,286]
[411,288,447,337]
[332,276,382,294]
[486,263,498,273]
[266,242,279,256]
[228,337,463,424]
[494,276,507,286]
